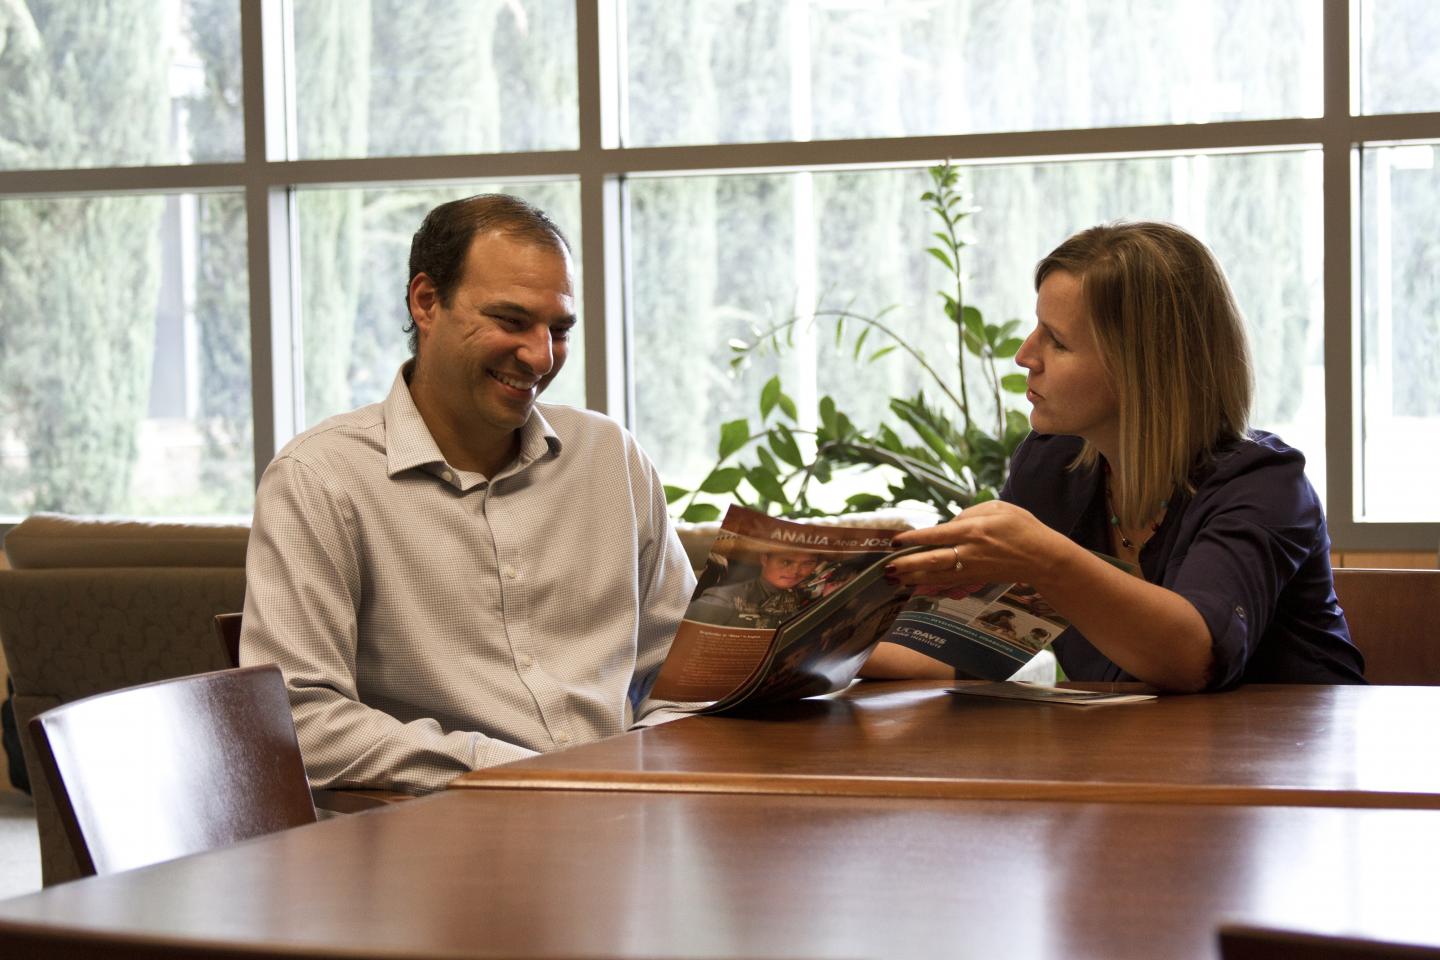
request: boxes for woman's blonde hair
[1034,221,1252,527]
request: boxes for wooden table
[1,789,1438,959]
[455,681,1440,808]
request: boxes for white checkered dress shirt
[241,365,695,793]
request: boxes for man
[683,549,822,629]
[241,195,695,794]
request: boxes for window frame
[0,0,1435,550]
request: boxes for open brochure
[949,682,1157,705]
[649,505,1084,714]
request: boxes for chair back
[1219,924,1440,958]
[214,611,243,667]
[207,611,412,814]
[1333,568,1440,685]
[28,665,316,877]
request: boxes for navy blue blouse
[1000,431,1366,688]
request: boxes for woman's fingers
[888,545,971,585]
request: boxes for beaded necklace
[1103,463,1168,551]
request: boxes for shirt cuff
[1179,588,1251,689]
[476,738,542,769]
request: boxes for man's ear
[408,273,440,340]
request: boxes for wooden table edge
[451,770,1440,810]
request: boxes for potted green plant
[667,162,1031,524]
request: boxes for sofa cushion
[3,514,249,570]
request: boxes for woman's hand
[892,502,1214,692]
[889,501,1073,591]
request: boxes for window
[1,0,1436,551]
[1358,143,1440,521]
[624,0,1320,146]
[0,191,252,516]
[630,153,1326,506]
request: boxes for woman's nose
[1015,327,1042,371]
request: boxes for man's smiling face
[411,229,576,453]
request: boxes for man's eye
[552,325,575,341]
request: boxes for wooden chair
[28,666,317,877]
[213,610,242,667]
[214,613,411,814]
[1219,924,1440,958]
[1333,568,1440,684]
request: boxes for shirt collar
[383,361,562,481]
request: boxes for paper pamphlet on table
[649,505,1083,715]
[949,682,1157,705]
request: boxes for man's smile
[489,369,539,393]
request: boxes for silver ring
[951,545,964,571]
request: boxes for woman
[869,221,1364,692]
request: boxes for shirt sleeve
[240,456,538,794]
[1165,449,1324,690]
[629,448,699,720]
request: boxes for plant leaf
[868,344,898,363]
[746,467,789,504]
[663,484,690,504]
[778,392,799,421]
[845,493,888,511]
[818,396,839,439]
[769,424,804,468]
[718,418,750,459]
[994,337,1024,359]
[699,467,745,494]
[1001,373,1028,393]
[926,246,954,272]
[961,305,985,338]
[852,326,871,361]
[759,375,781,419]
[681,503,722,523]
[756,446,780,475]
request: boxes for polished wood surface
[1219,924,1440,959]
[455,681,1440,808]
[28,666,315,877]
[1,789,1438,960]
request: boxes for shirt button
[518,654,533,669]
[1234,605,1247,621]
[440,470,454,483]
[503,565,519,580]
[555,732,571,746]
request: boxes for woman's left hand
[889,501,1071,589]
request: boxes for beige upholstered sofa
[0,514,247,885]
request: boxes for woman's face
[1016,270,1120,453]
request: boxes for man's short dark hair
[403,194,571,354]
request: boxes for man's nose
[516,326,555,375]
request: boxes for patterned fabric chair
[0,514,246,885]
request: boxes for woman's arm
[889,501,1214,692]
[859,642,956,679]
